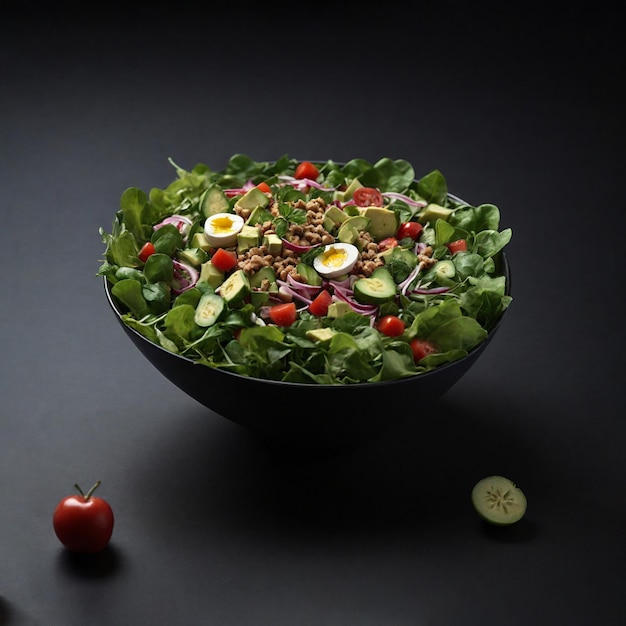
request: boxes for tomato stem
[75,480,101,500]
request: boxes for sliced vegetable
[353,267,397,305]
[471,475,527,525]
[353,187,383,207]
[194,292,224,327]
[269,302,297,326]
[256,181,272,193]
[309,289,333,316]
[138,241,155,263]
[447,238,468,254]
[294,161,319,180]
[378,237,399,252]
[219,269,250,306]
[210,247,238,272]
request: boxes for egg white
[203,212,244,247]
[313,243,359,279]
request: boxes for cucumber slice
[471,475,527,525]
[194,293,224,327]
[353,267,396,305]
[200,184,230,217]
[435,259,455,280]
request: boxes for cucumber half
[194,293,224,327]
[471,475,527,525]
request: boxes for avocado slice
[296,263,322,286]
[337,215,371,245]
[322,205,349,232]
[246,204,271,226]
[342,177,363,201]
[237,224,260,253]
[262,232,283,256]
[198,261,225,289]
[327,301,353,318]
[235,187,270,212]
[249,266,277,289]
[418,203,454,224]
[220,269,250,307]
[306,327,337,343]
[357,207,398,241]
[191,231,212,252]
[176,247,209,268]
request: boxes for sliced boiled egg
[313,242,359,279]
[203,212,244,247]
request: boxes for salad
[98,155,512,385]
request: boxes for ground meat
[417,245,436,268]
[234,197,403,282]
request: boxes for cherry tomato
[294,161,319,180]
[377,315,405,337]
[447,239,468,254]
[397,221,423,241]
[410,338,437,362]
[309,289,333,317]
[256,181,271,193]
[353,187,384,207]
[53,481,114,555]
[269,302,297,326]
[378,237,399,252]
[138,241,155,263]
[210,247,238,272]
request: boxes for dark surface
[1,3,625,625]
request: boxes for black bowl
[104,253,510,444]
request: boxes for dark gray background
[2,3,624,625]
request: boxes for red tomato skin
[269,302,297,326]
[138,241,155,263]
[410,338,437,362]
[294,161,319,180]
[53,495,114,554]
[377,315,406,337]
[353,187,384,207]
[397,221,423,240]
[256,181,271,193]
[378,237,399,252]
[211,248,238,272]
[309,289,333,316]
[447,239,468,254]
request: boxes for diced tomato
[256,181,271,193]
[377,315,405,337]
[353,187,384,207]
[138,241,155,263]
[210,248,238,272]
[308,289,333,317]
[410,338,437,362]
[378,237,399,252]
[447,239,468,254]
[294,161,319,180]
[269,302,297,326]
[397,221,423,241]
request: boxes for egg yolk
[321,247,347,268]
[211,216,235,232]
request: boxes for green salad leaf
[98,155,512,384]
